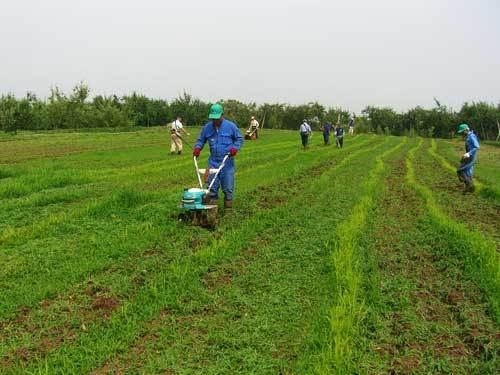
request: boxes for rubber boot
[464,176,475,193]
[224,200,233,215]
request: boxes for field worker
[300,120,312,150]
[321,122,332,145]
[169,116,190,155]
[348,114,355,135]
[193,103,243,212]
[456,123,480,193]
[335,125,345,148]
[249,116,260,139]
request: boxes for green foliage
[2,84,499,138]
[0,93,43,133]
[362,106,401,135]
[458,102,499,140]
[219,99,256,128]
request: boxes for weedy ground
[0,128,498,374]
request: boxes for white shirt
[171,120,183,132]
[300,123,312,133]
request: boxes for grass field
[0,128,498,374]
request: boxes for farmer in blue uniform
[193,103,243,211]
[456,123,480,193]
[321,122,332,145]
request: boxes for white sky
[1,0,499,112]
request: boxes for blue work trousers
[300,132,309,148]
[457,157,476,178]
[207,164,235,201]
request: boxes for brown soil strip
[1,281,122,366]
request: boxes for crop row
[308,137,409,373]
[355,138,499,373]
[406,139,499,321]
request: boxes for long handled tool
[174,132,194,148]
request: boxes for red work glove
[229,147,238,156]
[193,147,201,157]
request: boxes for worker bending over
[249,116,260,138]
[456,123,480,193]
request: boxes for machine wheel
[183,208,218,229]
[203,207,218,229]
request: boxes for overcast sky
[1,0,499,112]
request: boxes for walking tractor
[244,127,257,140]
[179,153,230,228]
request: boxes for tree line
[1,83,498,139]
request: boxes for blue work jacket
[465,131,480,160]
[458,131,480,174]
[194,118,243,167]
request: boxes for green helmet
[457,123,469,134]
[208,103,224,120]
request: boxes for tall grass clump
[86,189,145,218]
[0,167,16,179]
[0,169,89,199]
[0,180,31,199]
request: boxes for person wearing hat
[348,114,355,135]
[249,116,260,139]
[456,123,480,193]
[299,120,312,150]
[168,116,190,155]
[193,103,243,211]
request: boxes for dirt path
[361,155,499,374]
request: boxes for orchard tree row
[1,83,498,139]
